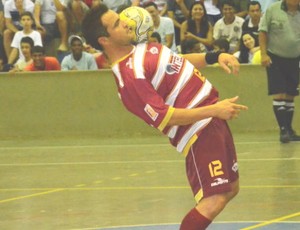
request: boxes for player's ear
[98,36,108,47]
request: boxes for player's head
[82,4,133,51]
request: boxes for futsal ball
[119,6,154,43]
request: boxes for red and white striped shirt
[111,43,219,154]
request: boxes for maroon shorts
[185,118,239,202]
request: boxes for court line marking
[1,184,300,192]
[0,188,64,204]
[70,221,300,230]
[240,211,300,229]
[0,157,299,167]
[0,140,287,151]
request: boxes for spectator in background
[213,0,244,53]
[167,0,194,46]
[0,0,6,64]
[61,35,98,70]
[139,0,167,15]
[0,0,4,34]
[218,0,250,18]
[180,1,213,51]
[233,32,261,64]
[212,38,230,53]
[201,0,221,26]
[34,0,69,52]
[148,31,161,43]
[144,1,177,52]
[242,1,262,36]
[251,0,279,13]
[24,45,61,71]
[91,0,102,9]
[9,36,33,72]
[180,38,206,54]
[102,0,139,12]
[7,11,42,67]
[259,0,300,143]
[3,0,34,60]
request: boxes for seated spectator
[251,0,279,13]
[34,0,69,52]
[180,38,206,54]
[102,0,139,12]
[167,0,194,46]
[24,45,61,71]
[213,0,244,53]
[212,38,230,53]
[180,1,213,51]
[3,0,34,59]
[202,0,222,26]
[9,36,33,72]
[139,0,167,16]
[91,0,102,9]
[149,31,161,43]
[0,0,4,34]
[242,1,262,36]
[144,2,177,52]
[218,0,250,18]
[8,11,42,66]
[61,35,98,70]
[233,32,261,64]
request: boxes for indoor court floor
[0,132,299,230]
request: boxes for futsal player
[82,5,248,229]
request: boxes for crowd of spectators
[0,0,280,72]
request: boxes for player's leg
[180,118,239,230]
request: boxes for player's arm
[182,52,240,74]
[168,96,248,126]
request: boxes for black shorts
[266,52,300,96]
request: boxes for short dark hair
[20,36,34,48]
[150,32,161,43]
[82,4,110,51]
[221,0,235,9]
[247,1,261,10]
[213,38,230,53]
[31,46,45,54]
[20,11,34,21]
[143,1,158,10]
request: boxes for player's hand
[218,53,240,75]
[214,96,248,120]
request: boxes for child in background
[9,36,33,72]
[7,11,42,68]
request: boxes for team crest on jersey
[166,55,183,75]
[149,47,159,55]
[144,104,158,121]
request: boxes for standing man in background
[259,0,300,143]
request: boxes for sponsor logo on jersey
[149,47,159,55]
[166,55,183,75]
[211,178,229,187]
[144,104,158,121]
[232,162,238,172]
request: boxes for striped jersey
[111,43,219,154]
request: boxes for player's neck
[105,45,134,65]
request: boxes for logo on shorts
[211,178,229,187]
[232,162,238,172]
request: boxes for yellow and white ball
[119,6,154,43]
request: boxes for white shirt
[155,16,177,53]
[11,30,43,61]
[4,0,34,27]
[35,0,59,24]
[213,16,245,53]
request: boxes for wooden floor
[0,132,299,230]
